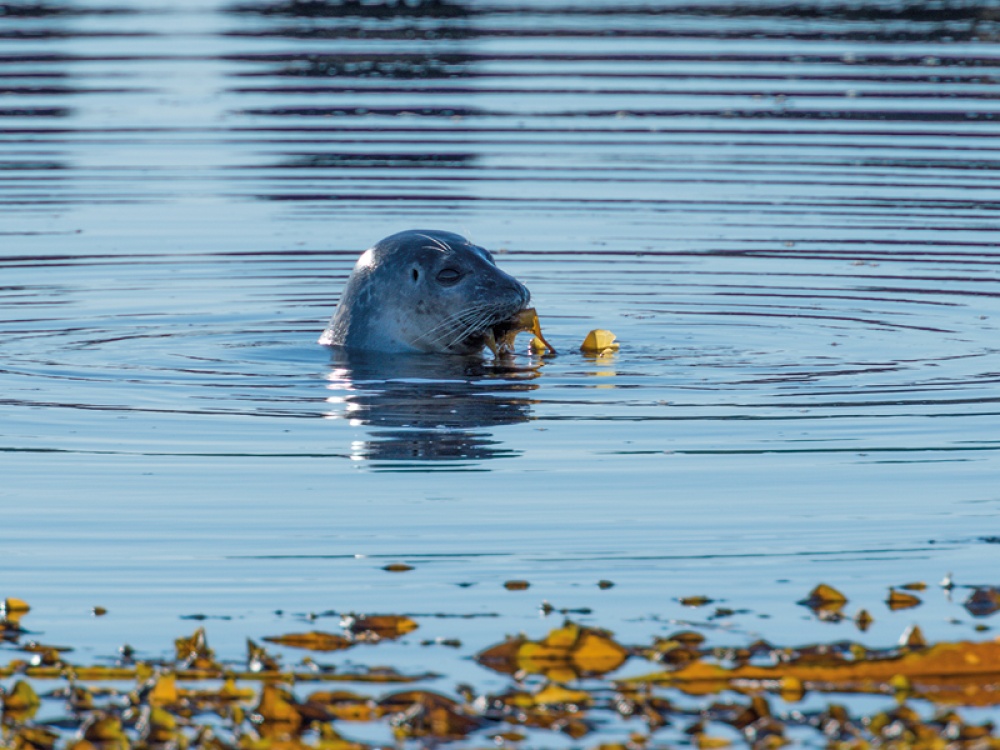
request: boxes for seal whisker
[426,309,491,348]
[417,303,491,349]
[418,298,504,341]
[413,306,483,344]
[441,302,511,350]
[414,232,452,253]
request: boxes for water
[3,0,1000,744]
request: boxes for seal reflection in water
[324,351,537,462]
[318,230,530,355]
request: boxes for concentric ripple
[2,1,999,467]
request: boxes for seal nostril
[412,269,419,282]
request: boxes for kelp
[6,586,1000,749]
[485,308,556,357]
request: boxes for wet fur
[319,230,530,354]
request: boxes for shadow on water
[321,348,540,466]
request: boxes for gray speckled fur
[319,230,530,354]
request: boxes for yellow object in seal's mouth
[484,307,556,356]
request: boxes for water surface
[3,0,1000,744]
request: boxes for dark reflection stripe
[5,125,998,139]
[605,445,1000,454]
[0,108,70,117]
[244,36,1000,48]
[0,31,154,39]
[0,54,997,71]
[0,86,151,95]
[228,0,471,18]
[489,3,1000,22]
[0,3,135,16]
[222,51,1000,65]
[229,84,1000,100]
[219,126,1000,140]
[221,29,1000,43]
[225,0,996,24]
[238,107,1000,122]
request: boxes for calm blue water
[3,0,1000,744]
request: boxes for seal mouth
[482,307,556,356]
[455,313,520,353]
[431,281,536,355]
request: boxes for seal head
[319,230,531,355]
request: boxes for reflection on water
[229,0,472,21]
[323,349,538,463]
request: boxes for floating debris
[580,329,619,355]
[382,563,414,573]
[854,608,874,632]
[679,595,714,608]
[965,586,1000,617]
[799,583,847,609]
[887,587,923,611]
[476,621,628,680]
[263,631,353,652]
[899,624,927,649]
[6,585,1000,748]
[341,614,418,641]
[2,598,30,615]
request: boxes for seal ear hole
[411,268,419,282]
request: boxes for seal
[318,230,531,355]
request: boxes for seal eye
[412,268,419,282]
[436,268,463,286]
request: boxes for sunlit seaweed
[4,590,1000,749]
